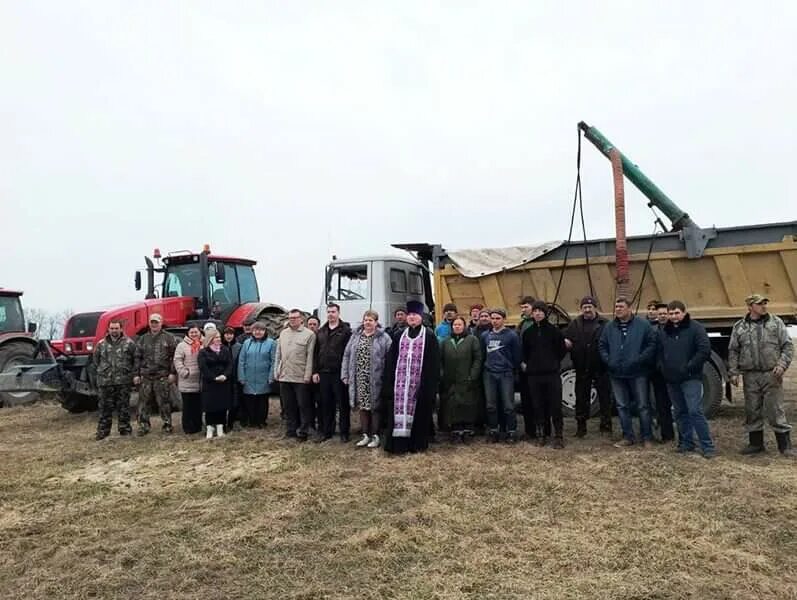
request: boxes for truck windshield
[327,265,369,301]
[0,296,25,334]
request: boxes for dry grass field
[2,375,797,599]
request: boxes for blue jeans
[484,371,517,433]
[667,380,714,452]
[610,376,652,442]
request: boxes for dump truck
[325,122,797,418]
[0,246,289,412]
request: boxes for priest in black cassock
[382,300,440,455]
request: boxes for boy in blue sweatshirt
[481,308,522,443]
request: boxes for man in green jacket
[93,319,136,440]
[729,294,795,456]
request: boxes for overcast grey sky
[2,1,796,314]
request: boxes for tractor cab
[137,246,260,322]
[0,291,27,334]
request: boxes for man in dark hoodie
[599,297,657,448]
[650,302,675,443]
[522,301,567,448]
[312,303,352,442]
[517,296,544,441]
[657,300,716,458]
[481,308,522,443]
[564,296,611,437]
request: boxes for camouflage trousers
[743,371,792,434]
[138,377,173,432]
[97,385,132,435]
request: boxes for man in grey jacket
[275,309,317,441]
[729,294,795,456]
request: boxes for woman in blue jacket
[237,321,277,428]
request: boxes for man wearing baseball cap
[133,313,178,435]
[729,293,795,456]
[564,296,611,437]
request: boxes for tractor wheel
[256,309,290,339]
[0,341,40,408]
[702,362,723,420]
[59,392,98,413]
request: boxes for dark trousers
[281,382,312,437]
[309,383,322,430]
[651,372,675,441]
[529,373,563,437]
[181,392,203,434]
[521,376,549,437]
[228,383,245,428]
[242,393,268,428]
[575,371,612,430]
[205,410,227,426]
[319,372,349,437]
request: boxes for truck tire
[0,341,40,407]
[560,368,600,418]
[702,362,723,420]
[60,392,98,413]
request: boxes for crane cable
[552,128,596,309]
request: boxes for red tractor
[0,247,288,412]
[0,289,40,407]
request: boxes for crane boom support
[578,121,697,232]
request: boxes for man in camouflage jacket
[729,294,795,456]
[93,319,137,439]
[134,313,178,435]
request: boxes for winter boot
[575,420,587,438]
[775,432,797,458]
[740,430,765,455]
[505,431,518,444]
[355,434,371,447]
[551,436,564,450]
[367,434,381,448]
[487,430,500,444]
[216,424,225,438]
[206,426,214,439]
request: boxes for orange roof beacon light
[203,244,211,254]
[153,248,162,259]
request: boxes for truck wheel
[60,392,98,413]
[702,363,723,420]
[0,341,40,407]
[560,368,600,418]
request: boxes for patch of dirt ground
[1,374,796,599]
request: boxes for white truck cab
[321,255,430,327]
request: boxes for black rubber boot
[740,430,765,455]
[775,432,797,458]
[575,420,587,438]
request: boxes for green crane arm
[577,121,697,232]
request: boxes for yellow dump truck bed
[429,221,797,330]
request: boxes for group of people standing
[92,291,794,458]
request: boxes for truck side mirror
[214,262,226,284]
[27,322,38,334]
[135,271,142,291]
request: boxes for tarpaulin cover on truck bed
[446,241,563,278]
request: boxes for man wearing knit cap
[517,296,543,441]
[729,293,795,456]
[564,296,611,437]
[435,303,459,342]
